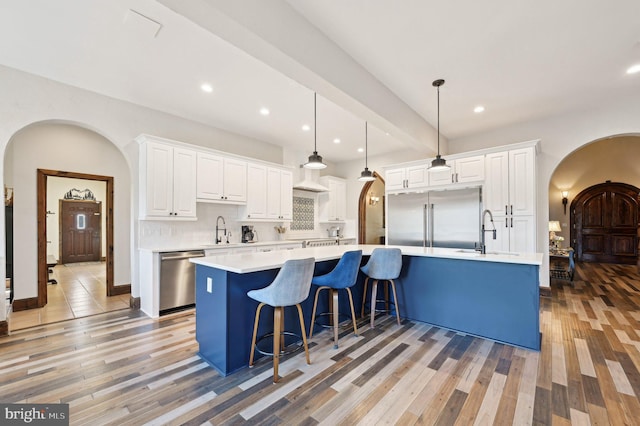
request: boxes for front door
[60,200,102,264]
[571,182,639,264]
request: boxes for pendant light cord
[314,92,317,153]
[365,121,368,167]
[436,83,440,156]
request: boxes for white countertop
[190,244,543,274]
[139,240,303,253]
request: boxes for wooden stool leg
[273,306,282,383]
[332,289,339,349]
[345,287,358,337]
[309,286,327,339]
[389,279,401,326]
[361,277,370,317]
[370,279,379,328]
[295,303,311,365]
[384,280,390,313]
[249,303,265,367]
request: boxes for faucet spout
[480,209,497,254]
[215,216,227,244]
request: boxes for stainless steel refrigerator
[386,187,482,249]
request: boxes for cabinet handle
[510,218,513,228]
[510,205,513,215]
[456,173,459,182]
[505,220,508,228]
[505,205,508,215]
[451,174,454,183]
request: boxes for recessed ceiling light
[626,64,640,74]
[302,124,310,131]
[260,107,270,116]
[333,138,341,144]
[201,83,213,93]
[357,148,364,153]
[474,106,485,113]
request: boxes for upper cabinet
[138,136,197,220]
[428,155,485,186]
[319,176,347,222]
[196,153,247,204]
[266,168,293,220]
[385,164,428,191]
[244,163,268,219]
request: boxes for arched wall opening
[4,121,132,309]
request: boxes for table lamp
[549,221,562,249]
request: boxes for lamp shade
[548,221,562,232]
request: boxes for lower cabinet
[485,215,536,253]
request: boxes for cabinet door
[334,179,346,220]
[385,167,406,191]
[484,152,509,215]
[266,168,282,219]
[485,216,510,252]
[456,155,485,183]
[196,152,224,200]
[279,170,293,220]
[509,147,535,217]
[172,147,197,218]
[406,165,428,188]
[428,163,454,186]
[510,215,536,253]
[144,142,174,217]
[223,158,247,202]
[245,163,267,218]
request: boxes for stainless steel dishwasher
[159,250,205,313]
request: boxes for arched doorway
[358,172,385,244]
[570,181,639,264]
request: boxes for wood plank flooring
[1,262,640,424]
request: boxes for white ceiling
[1,0,639,164]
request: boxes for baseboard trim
[540,287,552,298]
[0,320,7,336]
[12,297,41,311]
[109,284,131,297]
[130,296,140,310]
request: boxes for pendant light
[358,121,376,182]
[303,92,327,169]
[429,79,451,171]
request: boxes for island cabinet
[318,176,347,222]
[138,136,197,220]
[484,147,536,253]
[428,155,485,186]
[196,152,247,204]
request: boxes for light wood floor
[1,262,639,424]
[7,261,130,331]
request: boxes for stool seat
[247,257,315,383]
[360,248,402,328]
[309,250,362,349]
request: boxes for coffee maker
[241,225,257,243]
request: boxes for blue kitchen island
[191,245,542,376]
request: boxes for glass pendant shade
[303,92,327,169]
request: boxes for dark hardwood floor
[1,262,639,425]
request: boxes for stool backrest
[363,248,402,280]
[327,250,363,289]
[266,257,316,306]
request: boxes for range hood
[293,168,329,192]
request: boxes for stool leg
[331,289,339,349]
[345,287,358,337]
[389,279,401,326]
[295,303,311,365]
[370,279,379,328]
[361,277,370,317]
[249,303,266,367]
[384,280,390,314]
[273,306,283,383]
[309,286,328,339]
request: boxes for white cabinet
[196,153,247,203]
[266,168,293,220]
[319,176,347,222]
[385,164,428,191]
[244,163,268,219]
[428,155,485,186]
[484,147,536,252]
[139,138,197,220]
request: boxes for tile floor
[7,261,130,331]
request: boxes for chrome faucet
[215,216,227,244]
[480,209,497,254]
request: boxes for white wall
[0,65,287,322]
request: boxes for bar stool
[360,248,403,328]
[247,257,315,383]
[309,250,363,349]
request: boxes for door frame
[358,172,385,244]
[37,169,118,307]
